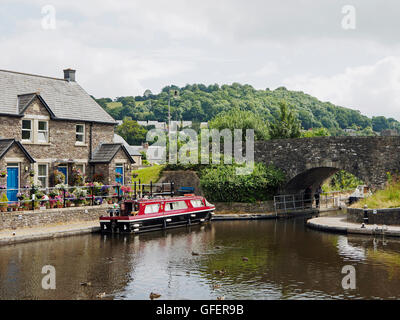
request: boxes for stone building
[0,68,134,201]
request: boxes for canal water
[1,214,400,300]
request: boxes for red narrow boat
[100,195,215,234]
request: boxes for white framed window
[165,201,188,211]
[144,204,160,214]
[190,200,203,208]
[22,120,32,141]
[38,121,48,143]
[76,124,85,144]
[38,164,48,188]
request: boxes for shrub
[0,193,8,209]
[199,163,285,203]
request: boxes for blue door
[57,167,68,184]
[7,167,19,203]
[115,166,123,184]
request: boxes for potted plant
[29,169,35,177]
[0,170,7,178]
[0,193,8,212]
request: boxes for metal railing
[0,181,175,212]
[274,191,350,216]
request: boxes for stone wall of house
[0,116,20,139]
[0,97,115,186]
[109,149,133,185]
[0,205,111,230]
[347,207,400,225]
[0,144,32,192]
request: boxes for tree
[268,101,302,139]
[116,118,148,145]
[301,127,330,138]
[209,109,269,140]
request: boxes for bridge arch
[254,136,400,194]
[283,166,364,194]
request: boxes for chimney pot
[63,68,76,82]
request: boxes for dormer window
[22,120,32,141]
[76,124,85,144]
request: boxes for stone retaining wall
[0,205,111,230]
[347,207,400,225]
[214,201,275,214]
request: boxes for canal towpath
[0,220,100,246]
[307,216,400,237]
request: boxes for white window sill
[75,143,88,147]
[21,141,51,146]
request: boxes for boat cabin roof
[124,195,203,204]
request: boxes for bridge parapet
[255,136,400,193]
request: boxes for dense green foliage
[199,163,285,203]
[208,109,269,140]
[323,170,364,192]
[116,118,148,145]
[301,127,330,138]
[268,101,302,139]
[94,84,400,134]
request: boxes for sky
[1,0,400,120]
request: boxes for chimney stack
[63,68,76,82]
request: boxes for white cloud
[2,0,400,121]
[283,56,400,120]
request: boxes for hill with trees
[94,83,400,136]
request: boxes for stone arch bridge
[254,136,400,194]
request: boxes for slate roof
[90,143,135,164]
[0,69,116,124]
[0,139,35,163]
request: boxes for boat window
[144,204,160,214]
[165,201,188,211]
[190,200,203,208]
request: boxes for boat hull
[100,210,214,234]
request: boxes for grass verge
[132,165,164,184]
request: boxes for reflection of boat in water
[348,185,372,205]
[100,195,215,234]
[337,236,366,261]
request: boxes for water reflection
[1,218,400,299]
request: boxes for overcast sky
[2,0,400,119]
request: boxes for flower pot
[18,207,23,211]
[0,207,6,212]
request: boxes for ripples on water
[1,216,400,300]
